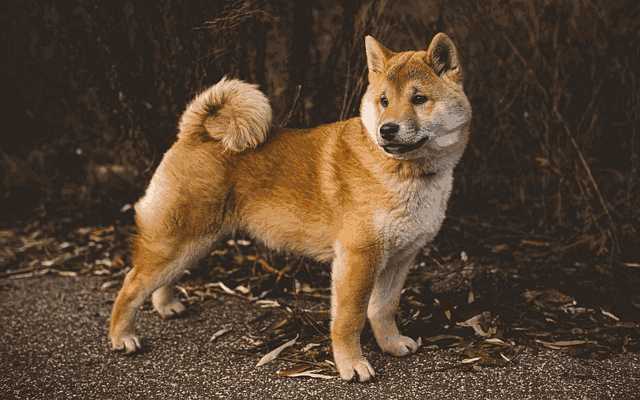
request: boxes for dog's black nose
[380,123,399,140]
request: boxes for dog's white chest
[375,172,453,259]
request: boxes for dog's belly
[241,205,335,262]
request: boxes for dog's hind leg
[152,284,186,319]
[109,236,213,353]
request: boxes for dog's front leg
[367,256,419,357]
[331,245,377,382]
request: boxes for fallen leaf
[491,244,509,253]
[56,270,77,277]
[301,343,321,352]
[484,338,507,345]
[209,327,232,342]
[282,370,334,379]
[277,365,334,379]
[457,312,492,337]
[256,335,298,367]
[523,289,574,308]
[467,290,475,304]
[255,299,281,308]
[217,282,236,295]
[423,335,464,348]
[536,339,588,350]
[276,364,310,376]
[100,280,120,291]
[234,285,250,294]
[601,310,620,321]
[521,239,550,247]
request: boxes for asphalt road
[1,276,639,400]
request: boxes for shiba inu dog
[109,33,471,382]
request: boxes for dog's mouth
[381,136,430,154]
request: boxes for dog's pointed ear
[426,33,463,85]
[365,35,393,74]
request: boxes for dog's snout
[379,123,400,140]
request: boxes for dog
[109,33,471,382]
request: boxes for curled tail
[178,77,272,152]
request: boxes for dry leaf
[301,343,321,352]
[277,365,334,379]
[100,280,120,290]
[255,299,280,308]
[457,313,492,337]
[423,334,463,343]
[523,289,574,309]
[256,335,298,367]
[234,285,250,294]
[217,282,236,295]
[491,244,509,253]
[521,239,550,247]
[282,370,334,379]
[209,327,232,342]
[484,338,507,345]
[601,310,620,321]
[56,270,77,277]
[536,339,588,350]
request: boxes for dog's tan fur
[109,33,471,382]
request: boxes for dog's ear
[365,35,393,74]
[426,33,463,85]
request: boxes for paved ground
[1,276,639,400]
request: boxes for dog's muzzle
[382,136,430,154]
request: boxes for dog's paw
[379,335,419,357]
[111,334,142,354]
[335,356,375,382]
[154,299,187,319]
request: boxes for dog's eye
[380,95,389,108]
[412,95,428,105]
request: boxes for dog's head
[360,33,471,161]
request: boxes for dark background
[1,2,640,384]
[2,0,639,262]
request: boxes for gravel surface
[1,276,639,400]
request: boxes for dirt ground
[1,276,638,400]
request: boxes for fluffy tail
[178,77,272,152]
